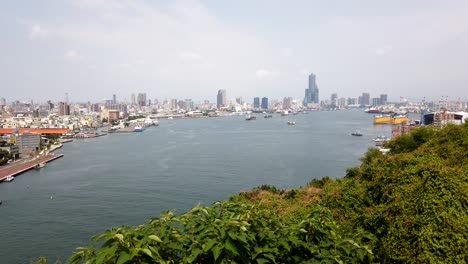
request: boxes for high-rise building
[304,73,319,104]
[185,99,194,111]
[235,97,243,105]
[253,97,260,108]
[137,93,147,107]
[361,93,370,106]
[0,97,6,106]
[261,97,269,110]
[170,99,178,110]
[217,90,227,108]
[337,97,347,108]
[131,94,136,106]
[112,94,117,104]
[58,102,70,116]
[347,97,357,105]
[17,133,41,155]
[380,94,388,105]
[330,93,338,107]
[372,98,381,106]
[283,97,293,109]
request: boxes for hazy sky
[1,0,468,103]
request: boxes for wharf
[0,154,63,182]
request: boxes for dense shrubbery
[37,123,468,263]
[67,202,374,264]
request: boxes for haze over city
[1,0,468,102]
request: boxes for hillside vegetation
[42,123,468,263]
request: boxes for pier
[0,154,63,182]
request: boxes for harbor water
[0,110,393,263]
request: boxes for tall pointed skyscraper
[304,73,319,104]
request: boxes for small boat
[373,135,390,146]
[281,111,289,116]
[264,114,273,118]
[287,121,296,125]
[4,176,14,182]
[133,126,145,132]
[35,163,46,169]
[245,115,256,121]
[167,117,174,120]
[351,130,363,136]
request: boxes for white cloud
[64,50,82,60]
[29,24,48,39]
[375,46,393,56]
[179,51,202,60]
[255,69,273,79]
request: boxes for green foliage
[67,202,374,264]
[385,126,436,154]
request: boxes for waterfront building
[261,97,269,110]
[380,94,388,105]
[347,97,357,106]
[283,97,293,109]
[170,99,178,110]
[360,93,370,106]
[372,98,381,106]
[217,90,227,109]
[337,97,347,108]
[330,93,338,107]
[137,93,147,107]
[185,99,194,111]
[16,132,41,155]
[253,97,260,108]
[304,73,319,104]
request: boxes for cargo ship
[373,115,393,124]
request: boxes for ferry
[392,115,409,124]
[287,121,296,125]
[373,115,393,124]
[281,110,289,116]
[351,130,363,136]
[365,107,381,114]
[264,114,273,118]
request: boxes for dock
[0,154,64,182]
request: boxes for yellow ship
[392,115,409,124]
[373,115,393,124]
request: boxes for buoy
[50,196,54,199]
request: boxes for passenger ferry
[392,115,409,124]
[373,115,393,124]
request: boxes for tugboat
[351,130,363,136]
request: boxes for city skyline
[1,1,468,102]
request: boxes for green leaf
[212,245,223,261]
[114,234,124,241]
[148,235,163,243]
[141,248,153,258]
[116,250,131,264]
[256,258,270,264]
[225,239,239,256]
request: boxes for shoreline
[0,153,64,182]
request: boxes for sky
[1,0,468,103]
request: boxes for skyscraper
[112,94,117,104]
[361,93,370,106]
[137,93,147,107]
[261,97,269,110]
[217,90,227,109]
[380,94,388,105]
[253,97,260,108]
[304,73,319,104]
[131,94,136,106]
